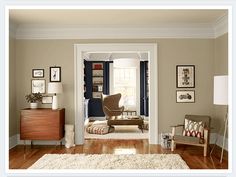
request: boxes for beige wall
[213,33,228,135]
[158,39,214,132]
[15,40,75,129]
[13,38,219,135]
[9,37,17,137]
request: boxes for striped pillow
[183,119,204,138]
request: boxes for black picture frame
[50,66,61,82]
[32,69,44,78]
[31,79,46,94]
[176,90,195,103]
[176,65,195,88]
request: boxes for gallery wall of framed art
[176,65,195,103]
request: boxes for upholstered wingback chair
[101,93,124,119]
[171,114,211,156]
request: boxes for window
[113,67,136,110]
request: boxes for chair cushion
[183,119,204,138]
[86,120,114,135]
[173,135,204,144]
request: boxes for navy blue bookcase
[84,60,110,117]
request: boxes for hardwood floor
[9,139,228,169]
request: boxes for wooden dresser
[20,108,65,141]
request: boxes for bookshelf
[92,62,104,98]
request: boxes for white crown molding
[15,24,215,39]
[13,15,228,39]
[214,13,228,38]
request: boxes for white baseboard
[9,132,228,150]
[17,134,65,145]
[158,132,228,150]
[210,133,228,151]
[9,134,18,149]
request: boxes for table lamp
[48,82,63,110]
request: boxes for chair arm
[171,125,184,136]
[203,128,209,144]
[170,124,184,128]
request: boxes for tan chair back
[101,93,124,117]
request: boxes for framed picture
[42,96,53,104]
[32,69,44,78]
[31,79,46,93]
[176,65,195,88]
[50,66,61,82]
[176,90,195,103]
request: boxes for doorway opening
[83,52,149,140]
[74,43,158,144]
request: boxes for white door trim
[74,43,158,144]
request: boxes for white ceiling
[10,9,227,27]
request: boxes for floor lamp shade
[214,75,228,105]
[48,83,63,109]
[113,58,139,68]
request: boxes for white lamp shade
[48,82,63,94]
[113,58,139,68]
[214,75,228,105]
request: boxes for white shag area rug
[29,154,189,169]
[84,125,148,139]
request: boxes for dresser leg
[31,140,33,148]
[23,140,26,159]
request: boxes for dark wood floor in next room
[9,139,228,169]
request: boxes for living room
[83,51,150,139]
[7,7,229,173]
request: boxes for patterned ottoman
[86,120,114,135]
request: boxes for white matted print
[31,79,46,93]
[50,66,61,82]
[176,65,195,88]
[176,90,195,103]
[42,96,53,104]
[32,69,44,78]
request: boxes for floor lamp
[211,75,228,163]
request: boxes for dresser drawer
[20,108,65,140]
